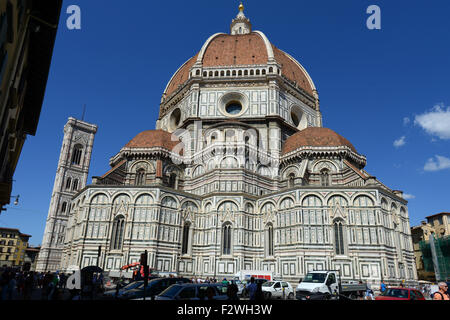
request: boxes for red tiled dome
[282,127,357,155]
[164,32,315,97]
[124,130,181,151]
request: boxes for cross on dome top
[230,2,252,35]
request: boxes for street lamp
[0,195,20,214]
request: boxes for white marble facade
[55,7,417,285]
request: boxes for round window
[219,92,248,117]
[169,108,181,131]
[291,111,300,127]
[290,106,307,130]
[225,101,242,115]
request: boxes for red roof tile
[282,127,357,155]
[124,129,181,151]
[164,33,315,98]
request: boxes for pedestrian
[380,280,386,294]
[23,272,34,300]
[222,278,229,286]
[7,272,16,300]
[227,283,239,300]
[432,282,449,300]
[364,283,374,300]
[0,270,11,300]
[114,277,123,299]
[47,273,58,300]
[255,282,264,301]
[247,277,257,300]
[206,286,215,300]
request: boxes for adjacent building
[40,5,417,286]
[24,245,40,271]
[0,227,31,267]
[411,212,450,281]
[0,0,62,211]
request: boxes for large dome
[282,127,357,155]
[163,10,316,100]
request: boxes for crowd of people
[2,265,448,301]
[0,266,69,300]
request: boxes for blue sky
[1,0,449,246]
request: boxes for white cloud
[393,136,406,148]
[403,117,410,126]
[414,104,450,140]
[424,155,450,172]
[403,194,416,200]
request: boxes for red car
[375,287,426,300]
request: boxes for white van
[234,270,273,281]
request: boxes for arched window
[72,179,79,191]
[288,173,295,188]
[71,144,83,165]
[111,215,125,250]
[65,177,72,190]
[320,169,330,186]
[222,223,232,255]
[136,169,145,185]
[61,202,67,213]
[334,219,345,255]
[168,173,177,189]
[266,224,274,256]
[181,222,191,255]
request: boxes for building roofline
[425,212,450,219]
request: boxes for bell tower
[36,117,97,272]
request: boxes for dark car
[155,283,229,300]
[101,280,145,299]
[120,277,191,300]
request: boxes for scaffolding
[420,235,450,281]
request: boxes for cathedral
[37,5,417,285]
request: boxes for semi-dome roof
[282,127,357,155]
[124,129,180,151]
[163,6,316,99]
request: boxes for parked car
[120,277,190,300]
[102,280,145,299]
[261,281,294,299]
[155,283,229,300]
[375,288,426,300]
